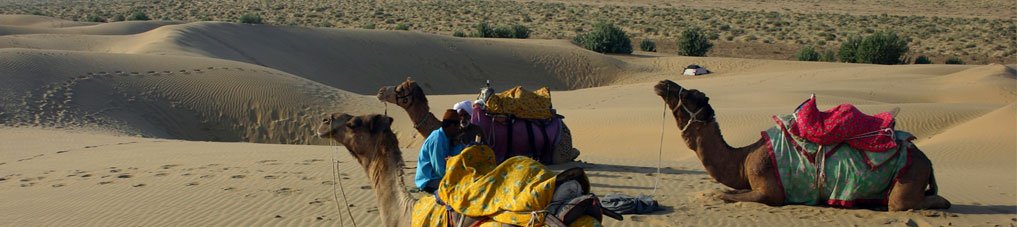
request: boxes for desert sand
[1,15,1014,226]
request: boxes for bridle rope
[671,87,706,132]
[326,118,358,227]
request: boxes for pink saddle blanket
[790,96,897,152]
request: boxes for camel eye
[322,118,330,123]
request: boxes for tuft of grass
[239,14,262,24]
[944,57,965,64]
[86,15,105,23]
[127,11,150,21]
[913,55,932,64]
[795,46,820,61]
[395,23,410,30]
[640,38,656,52]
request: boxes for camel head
[316,113,400,164]
[378,78,428,108]
[654,80,716,130]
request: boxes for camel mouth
[377,86,393,102]
[315,130,332,138]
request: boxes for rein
[671,87,706,132]
[326,118,358,227]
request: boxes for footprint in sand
[154,173,168,177]
[117,174,132,179]
[160,164,180,169]
[20,183,35,187]
[231,175,246,179]
[80,174,92,178]
[133,184,146,187]
[52,183,65,188]
[186,182,199,186]
[263,175,277,180]
[98,181,113,185]
[199,175,215,179]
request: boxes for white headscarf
[452,100,473,116]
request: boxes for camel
[378,78,580,164]
[316,113,415,226]
[652,80,951,211]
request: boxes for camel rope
[330,140,358,227]
[653,85,669,197]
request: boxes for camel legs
[887,149,951,211]
[719,150,784,206]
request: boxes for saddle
[485,86,553,120]
[790,95,897,152]
[413,145,621,227]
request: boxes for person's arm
[431,132,451,177]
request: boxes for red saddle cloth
[790,96,897,152]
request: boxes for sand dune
[0,21,627,94]
[1,16,1014,226]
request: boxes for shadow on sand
[547,161,705,175]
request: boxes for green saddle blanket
[764,114,914,207]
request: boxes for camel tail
[925,164,939,196]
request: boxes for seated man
[414,109,467,193]
[452,100,484,146]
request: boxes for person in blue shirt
[414,109,467,193]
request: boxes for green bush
[510,24,530,39]
[86,15,105,23]
[944,57,965,64]
[856,31,909,65]
[913,55,932,64]
[838,36,862,63]
[572,22,632,54]
[676,27,713,56]
[112,15,126,22]
[493,25,512,38]
[127,11,150,21]
[362,23,376,29]
[239,14,262,24]
[395,23,410,30]
[473,22,494,38]
[640,38,656,52]
[452,30,466,37]
[820,49,837,62]
[795,46,820,61]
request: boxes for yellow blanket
[412,145,602,226]
[485,86,553,119]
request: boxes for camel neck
[404,102,440,136]
[682,122,752,189]
[361,143,415,226]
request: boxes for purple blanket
[471,106,562,163]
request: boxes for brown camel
[378,78,580,164]
[652,80,951,211]
[316,113,415,226]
